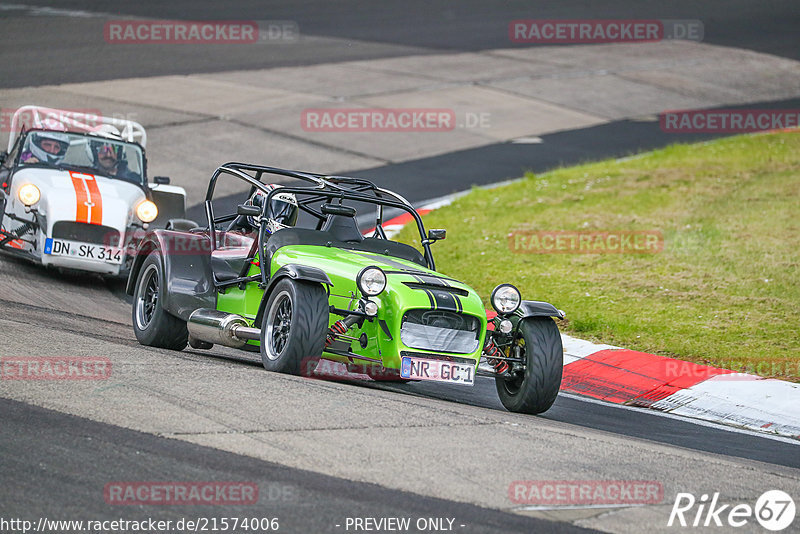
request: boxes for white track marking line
[558,392,800,446]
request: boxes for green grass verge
[395,132,800,381]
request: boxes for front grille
[402,309,478,331]
[400,309,480,354]
[52,221,120,246]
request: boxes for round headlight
[357,266,386,296]
[364,300,379,317]
[18,183,41,206]
[136,200,158,223]
[491,284,521,314]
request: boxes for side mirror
[237,204,261,217]
[427,229,446,241]
[153,176,170,185]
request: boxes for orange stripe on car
[84,175,103,225]
[69,171,103,225]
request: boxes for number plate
[44,238,123,264]
[400,356,475,386]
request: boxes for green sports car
[127,163,565,414]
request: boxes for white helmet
[29,130,70,165]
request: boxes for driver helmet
[246,184,298,232]
[29,130,70,165]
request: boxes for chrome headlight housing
[491,283,521,314]
[357,266,387,296]
[18,183,41,206]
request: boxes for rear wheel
[260,278,328,375]
[495,317,562,414]
[132,252,188,350]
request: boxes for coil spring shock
[484,339,509,374]
[0,221,33,246]
[325,320,349,348]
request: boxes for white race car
[0,106,190,277]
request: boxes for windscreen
[20,131,145,185]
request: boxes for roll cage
[204,162,439,274]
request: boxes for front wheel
[132,251,188,350]
[495,317,563,414]
[260,278,328,375]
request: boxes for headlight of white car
[136,200,158,223]
[18,183,41,206]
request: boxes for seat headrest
[321,214,363,243]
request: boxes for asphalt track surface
[2,397,589,534]
[0,1,799,88]
[2,2,799,532]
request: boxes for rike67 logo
[668,490,795,531]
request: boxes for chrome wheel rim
[135,264,159,330]
[265,290,292,361]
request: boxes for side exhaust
[187,308,260,349]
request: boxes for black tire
[132,252,188,350]
[495,317,563,414]
[260,278,328,375]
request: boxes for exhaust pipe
[187,308,260,348]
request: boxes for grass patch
[395,132,800,380]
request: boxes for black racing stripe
[453,294,463,313]
[430,289,458,312]
[382,270,462,284]
[421,288,436,308]
[417,274,450,287]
